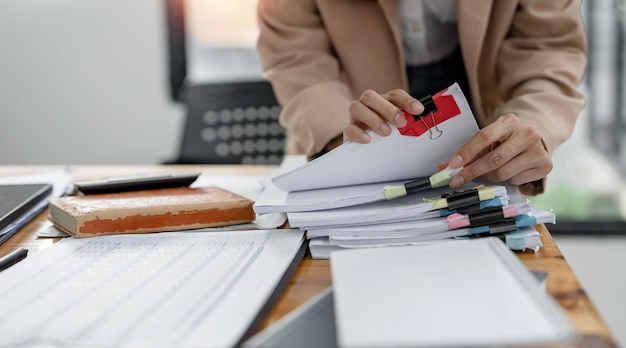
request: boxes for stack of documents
[253,84,553,258]
[256,171,551,259]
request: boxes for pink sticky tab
[503,206,519,218]
[447,213,469,229]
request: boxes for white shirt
[399,0,459,66]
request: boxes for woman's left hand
[440,113,552,188]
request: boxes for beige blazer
[257,0,587,192]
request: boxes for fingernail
[380,123,391,136]
[450,176,464,188]
[359,132,371,143]
[394,113,407,128]
[450,155,463,168]
[412,102,424,114]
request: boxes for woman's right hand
[343,89,425,143]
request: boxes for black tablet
[0,183,53,232]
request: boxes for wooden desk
[0,165,617,347]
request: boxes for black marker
[0,248,28,272]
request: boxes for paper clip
[413,95,443,140]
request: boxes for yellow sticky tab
[430,197,449,210]
[477,185,495,201]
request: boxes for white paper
[328,228,469,246]
[322,207,553,248]
[0,168,74,198]
[305,199,533,239]
[191,173,267,201]
[0,229,304,348]
[287,183,507,229]
[309,225,544,259]
[308,237,445,260]
[192,173,287,229]
[253,178,391,214]
[272,83,479,192]
[330,238,574,347]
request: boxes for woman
[256,0,587,195]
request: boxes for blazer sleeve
[495,0,587,157]
[256,0,351,157]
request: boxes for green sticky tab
[429,170,451,188]
[383,185,407,200]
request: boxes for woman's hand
[440,113,552,188]
[343,89,424,143]
[344,89,552,189]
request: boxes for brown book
[48,186,255,238]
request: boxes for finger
[349,99,392,137]
[437,161,449,171]
[358,89,406,128]
[480,155,531,183]
[450,139,527,188]
[457,142,520,183]
[507,167,549,186]
[447,114,519,169]
[481,150,550,183]
[344,124,372,144]
[381,89,424,119]
[483,163,547,186]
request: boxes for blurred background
[0,0,624,345]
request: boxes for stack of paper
[256,172,550,258]
[253,84,552,258]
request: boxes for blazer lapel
[457,0,493,115]
[457,0,492,70]
[378,0,407,88]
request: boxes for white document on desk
[0,229,304,348]
[272,83,479,192]
[330,237,575,347]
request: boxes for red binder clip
[399,87,461,138]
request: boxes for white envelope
[272,82,479,192]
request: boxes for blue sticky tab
[503,231,526,250]
[480,197,502,209]
[514,215,537,228]
[468,225,489,235]
[439,209,454,217]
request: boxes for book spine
[73,203,254,237]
